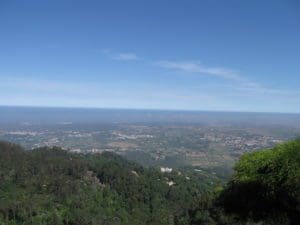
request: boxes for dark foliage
[0,141,224,225]
[218,139,300,225]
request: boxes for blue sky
[0,0,299,112]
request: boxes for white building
[160,167,172,173]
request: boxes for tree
[218,139,300,225]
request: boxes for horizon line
[0,104,299,115]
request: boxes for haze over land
[1,106,300,178]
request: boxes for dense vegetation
[0,139,299,224]
[0,141,226,225]
[219,138,300,225]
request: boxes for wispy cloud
[112,52,139,61]
[154,60,300,97]
[102,53,299,99]
[155,60,242,81]
[102,49,140,61]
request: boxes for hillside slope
[0,141,221,225]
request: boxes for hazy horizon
[1,105,300,115]
[1,106,300,128]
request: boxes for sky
[0,0,299,113]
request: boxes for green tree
[218,139,300,225]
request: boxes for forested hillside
[0,139,299,225]
[0,141,225,225]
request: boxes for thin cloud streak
[112,52,139,61]
[102,52,300,99]
[155,60,300,97]
[103,52,299,98]
[102,49,140,61]
[155,60,241,81]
